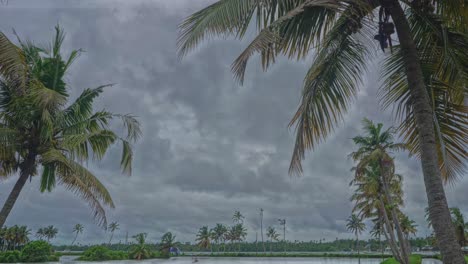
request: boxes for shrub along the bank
[78,246,128,261]
[0,241,59,263]
[381,255,422,264]
[78,245,170,261]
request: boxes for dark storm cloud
[0,0,467,245]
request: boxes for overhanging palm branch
[380,9,468,182]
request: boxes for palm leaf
[0,32,27,93]
[288,9,373,175]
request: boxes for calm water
[57,256,443,264]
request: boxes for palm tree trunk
[72,233,78,246]
[356,233,359,256]
[385,1,465,263]
[0,155,35,228]
[380,166,410,264]
[380,200,404,263]
[109,232,114,245]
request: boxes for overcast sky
[0,0,466,245]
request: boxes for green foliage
[0,26,141,228]
[381,255,422,264]
[79,246,128,261]
[129,233,151,260]
[20,240,55,262]
[0,250,22,263]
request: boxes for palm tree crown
[0,26,141,228]
[177,3,467,261]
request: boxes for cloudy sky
[0,0,467,245]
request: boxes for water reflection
[56,256,442,264]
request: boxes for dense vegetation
[0,241,59,263]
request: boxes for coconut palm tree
[71,224,83,246]
[400,215,417,241]
[233,223,247,253]
[277,219,286,253]
[196,226,211,251]
[160,232,177,253]
[266,226,280,254]
[259,208,266,253]
[0,26,141,229]
[43,225,58,243]
[350,119,409,263]
[177,2,468,263]
[130,233,150,260]
[108,222,119,245]
[36,228,46,240]
[346,214,366,256]
[232,211,244,224]
[212,223,227,252]
[450,208,467,247]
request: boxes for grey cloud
[0,0,467,245]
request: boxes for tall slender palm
[266,226,280,254]
[450,208,467,247]
[346,214,366,256]
[177,2,468,263]
[196,226,211,250]
[108,221,119,245]
[44,225,58,243]
[277,219,286,253]
[71,224,83,246]
[351,119,409,263]
[0,26,141,229]
[259,208,265,253]
[232,211,244,224]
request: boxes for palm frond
[288,8,372,175]
[380,46,467,182]
[63,85,111,122]
[0,32,27,93]
[231,0,342,83]
[177,0,259,57]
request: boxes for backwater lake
[57,256,443,264]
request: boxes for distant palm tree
[108,222,119,245]
[36,228,46,240]
[233,223,247,253]
[71,224,83,246]
[450,208,467,247]
[232,211,244,224]
[266,226,280,254]
[259,208,265,253]
[130,233,150,260]
[0,26,141,229]
[350,119,410,263]
[160,232,177,253]
[196,226,211,250]
[43,226,58,243]
[212,223,227,252]
[346,214,365,257]
[277,219,286,253]
[400,215,417,241]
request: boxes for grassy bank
[381,255,422,264]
